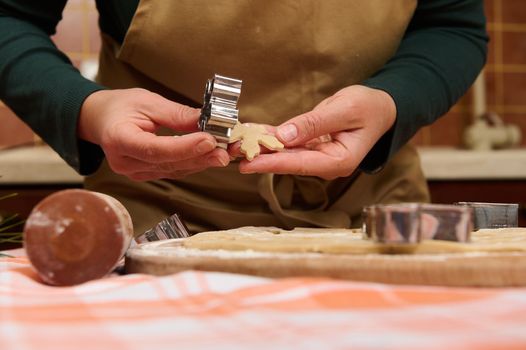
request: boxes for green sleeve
[0,0,105,175]
[360,0,488,173]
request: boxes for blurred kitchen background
[1,0,525,232]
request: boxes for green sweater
[0,0,488,175]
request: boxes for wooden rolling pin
[23,189,134,286]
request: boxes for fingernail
[196,139,215,154]
[277,124,298,142]
[209,156,228,167]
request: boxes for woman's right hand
[78,88,230,181]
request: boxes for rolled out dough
[182,226,526,255]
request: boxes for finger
[237,150,349,180]
[117,124,218,163]
[275,98,358,147]
[128,158,226,181]
[151,148,230,172]
[128,169,195,182]
[127,171,176,182]
[305,134,333,146]
[227,141,243,159]
[239,131,367,179]
[144,93,201,132]
[106,155,154,175]
[110,145,229,177]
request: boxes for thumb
[147,93,201,132]
[276,107,344,147]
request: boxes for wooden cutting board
[125,227,526,287]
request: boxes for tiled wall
[0,0,99,149]
[1,0,525,149]
[412,0,526,147]
[51,0,100,70]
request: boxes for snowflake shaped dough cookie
[229,123,284,161]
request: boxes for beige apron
[85,0,430,235]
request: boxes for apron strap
[258,173,351,228]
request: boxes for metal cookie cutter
[455,202,518,230]
[135,213,192,243]
[199,74,243,148]
[419,204,472,241]
[364,203,472,244]
[370,203,421,244]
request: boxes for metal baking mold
[455,202,518,230]
[136,213,192,243]
[364,203,472,244]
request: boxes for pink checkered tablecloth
[1,251,526,350]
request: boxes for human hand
[238,85,396,180]
[78,88,230,181]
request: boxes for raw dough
[183,226,526,255]
[229,123,284,161]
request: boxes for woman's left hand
[238,85,397,180]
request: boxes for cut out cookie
[229,123,284,161]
